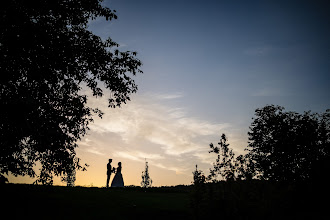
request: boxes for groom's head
[109,159,112,163]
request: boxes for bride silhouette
[111,162,124,187]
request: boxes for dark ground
[1,184,192,220]
[1,181,328,220]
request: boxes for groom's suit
[106,162,112,188]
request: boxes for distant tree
[208,134,255,182]
[0,0,142,184]
[246,105,330,182]
[141,159,152,188]
[192,164,206,185]
[208,134,236,181]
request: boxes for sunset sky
[9,0,330,187]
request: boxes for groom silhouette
[106,159,114,188]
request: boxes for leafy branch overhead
[0,0,142,184]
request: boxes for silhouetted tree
[234,154,256,180]
[208,134,255,181]
[246,105,330,182]
[192,164,205,185]
[191,165,208,219]
[208,134,236,181]
[0,0,142,184]
[141,159,152,188]
[61,159,76,187]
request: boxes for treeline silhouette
[192,105,330,219]
[195,105,329,183]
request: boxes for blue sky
[9,0,330,186]
[92,0,330,116]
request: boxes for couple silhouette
[106,159,124,188]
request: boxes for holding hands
[107,160,124,188]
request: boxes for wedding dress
[111,165,124,187]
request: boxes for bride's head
[118,162,122,167]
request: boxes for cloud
[114,150,164,162]
[85,148,105,156]
[167,108,186,118]
[83,90,230,155]
[76,90,239,181]
[78,138,106,156]
[152,162,188,175]
[193,151,215,165]
[147,92,184,100]
[114,151,144,162]
[112,151,185,173]
[87,94,228,156]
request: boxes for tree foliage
[192,164,206,185]
[141,160,152,188]
[208,134,255,182]
[0,0,142,184]
[246,105,330,181]
[206,106,330,183]
[208,134,236,181]
[61,158,77,187]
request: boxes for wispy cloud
[74,90,247,185]
[167,108,186,119]
[114,150,164,162]
[85,148,105,156]
[87,93,228,156]
[79,139,106,156]
[147,92,184,100]
[152,162,188,175]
